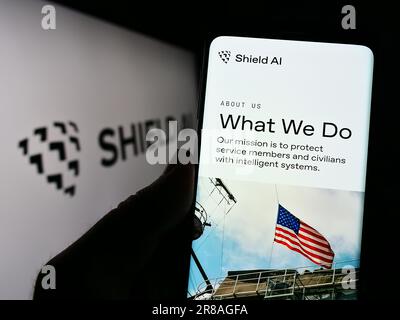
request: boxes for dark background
[50,0,398,301]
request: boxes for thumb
[117,163,195,234]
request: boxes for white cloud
[195,177,364,272]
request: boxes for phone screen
[187,36,373,300]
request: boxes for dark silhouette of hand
[33,163,195,299]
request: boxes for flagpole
[274,184,279,203]
[269,184,280,269]
[268,243,275,269]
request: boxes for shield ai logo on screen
[18,121,81,197]
[218,50,231,64]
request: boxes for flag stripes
[274,205,335,269]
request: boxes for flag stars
[274,204,334,269]
[277,204,300,233]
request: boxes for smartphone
[187,35,374,300]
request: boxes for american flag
[274,205,335,269]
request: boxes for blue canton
[277,205,300,234]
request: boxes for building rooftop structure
[194,266,358,300]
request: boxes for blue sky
[188,177,363,296]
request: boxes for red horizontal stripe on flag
[275,226,298,238]
[299,225,330,244]
[298,238,334,256]
[274,228,301,246]
[274,232,334,264]
[297,231,331,249]
[275,228,334,257]
[274,238,332,269]
[274,237,332,268]
[276,226,333,255]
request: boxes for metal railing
[194,260,359,300]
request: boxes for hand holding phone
[188,36,373,300]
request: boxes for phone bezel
[186,32,376,300]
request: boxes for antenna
[191,177,238,297]
[193,177,237,240]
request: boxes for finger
[128,163,195,234]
